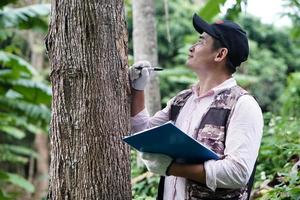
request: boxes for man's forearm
[168,163,206,184]
[131,89,145,117]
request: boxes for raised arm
[129,61,150,116]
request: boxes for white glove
[129,60,152,90]
[140,152,173,176]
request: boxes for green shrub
[255,73,300,199]
[280,72,300,119]
[131,150,159,199]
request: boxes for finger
[141,61,151,68]
[141,152,153,160]
[129,68,140,80]
[132,61,143,68]
[141,68,149,77]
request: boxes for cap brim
[193,14,218,39]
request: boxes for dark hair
[212,38,236,74]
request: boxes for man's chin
[186,60,194,69]
[186,60,191,67]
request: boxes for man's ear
[214,48,228,62]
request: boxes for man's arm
[129,61,151,117]
[129,61,171,132]
[168,163,206,184]
[131,89,145,117]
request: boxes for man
[130,14,263,200]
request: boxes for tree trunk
[33,132,49,200]
[45,1,131,199]
[132,0,161,116]
[28,31,45,71]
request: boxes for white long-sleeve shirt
[131,78,263,200]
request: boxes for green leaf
[0,171,9,180]
[0,145,29,164]
[0,69,13,77]
[0,4,50,30]
[11,79,52,105]
[0,189,13,200]
[21,122,44,134]
[199,0,227,22]
[0,144,38,158]
[224,0,245,20]
[0,97,51,125]
[290,187,300,199]
[0,171,35,193]
[0,79,10,95]
[0,51,37,78]
[0,113,45,134]
[7,173,35,193]
[0,125,25,139]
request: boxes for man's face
[186,32,217,71]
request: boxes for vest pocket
[186,180,246,200]
[196,124,225,156]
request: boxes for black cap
[192,13,249,68]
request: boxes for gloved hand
[129,60,152,90]
[140,152,173,176]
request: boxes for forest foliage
[0,0,299,199]
[0,1,50,199]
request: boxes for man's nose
[189,44,196,52]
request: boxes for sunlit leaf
[0,112,44,134]
[0,125,25,139]
[0,97,51,125]
[0,144,38,158]
[0,171,35,193]
[199,0,227,22]
[0,51,37,78]
[0,145,29,164]
[0,4,50,30]
[11,79,51,105]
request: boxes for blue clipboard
[123,121,219,164]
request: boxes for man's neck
[196,72,232,96]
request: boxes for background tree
[46,0,131,199]
[132,0,161,115]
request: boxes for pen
[134,66,164,71]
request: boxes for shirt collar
[212,77,237,94]
[191,77,237,98]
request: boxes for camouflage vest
[157,85,255,200]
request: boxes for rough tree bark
[133,0,161,116]
[45,1,131,199]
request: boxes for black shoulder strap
[247,162,257,200]
[156,176,165,200]
[169,89,193,122]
